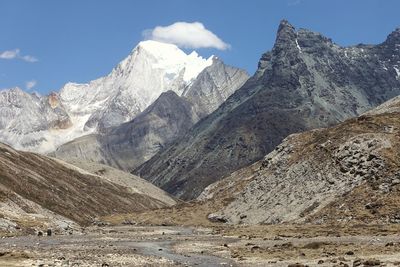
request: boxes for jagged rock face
[52,60,248,170]
[199,96,400,224]
[0,88,72,150]
[136,20,400,200]
[52,91,200,170]
[182,57,249,117]
[0,142,175,231]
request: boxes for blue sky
[1,0,399,94]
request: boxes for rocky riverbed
[1,224,400,266]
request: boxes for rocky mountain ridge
[136,20,400,200]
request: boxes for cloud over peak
[0,49,38,62]
[143,21,230,50]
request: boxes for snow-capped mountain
[60,40,214,131]
[0,88,72,151]
[52,57,249,170]
[0,40,225,153]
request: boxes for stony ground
[1,224,400,266]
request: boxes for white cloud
[21,55,38,63]
[143,21,230,50]
[26,80,37,90]
[0,49,20,59]
[0,49,38,62]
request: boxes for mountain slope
[0,41,219,153]
[52,91,199,170]
[60,40,214,132]
[200,95,400,224]
[0,88,72,151]
[0,142,176,232]
[52,59,248,170]
[136,20,400,200]
[182,57,249,117]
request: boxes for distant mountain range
[52,58,248,170]
[0,40,248,153]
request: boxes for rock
[37,231,43,237]
[122,220,134,225]
[345,251,354,255]
[352,259,362,267]
[207,213,227,223]
[363,259,381,266]
[288,264,307,267]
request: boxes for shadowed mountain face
[135,20,400,200]
[52,59,248,171]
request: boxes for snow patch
[394,66,400,80]
[295,39,302,52]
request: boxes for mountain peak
[274,19,297,49]
[278,19,294,30]
[136,40,180,53]
[383,27,400,46]
[2,87,22,93]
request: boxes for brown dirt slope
[0,143,171,227]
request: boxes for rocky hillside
[52,59,248,170]
[0,143,176,233]
[136,20,400,200]
[199,95,400,225]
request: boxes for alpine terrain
[0,40,247,154]
[136,20,400,200]
[52,58,248,170]
[0,142,176,234]
[199,94,400,225]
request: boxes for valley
[1,8,400,267]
